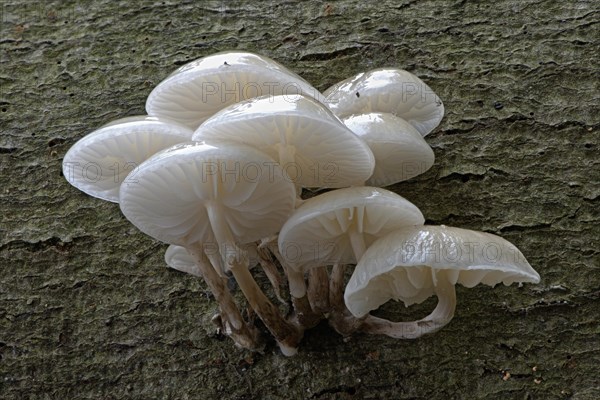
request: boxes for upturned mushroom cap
[192,94,375,188]
[146,51,322,129]
[324,68,444,136]
[62,116,192,202]
[119,141,296,247]
[343,113,435,186]
[278,187,424,272]
[345,225,541,318]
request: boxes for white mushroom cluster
[63,51,540,355]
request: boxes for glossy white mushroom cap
[278,187,424,271]
[119,141,296,247]
[62,116,193,203]
[192,94,375,188]
[345,225,541,318]
[343,113,435,186]
[324,68,444,136]
[146,51,322,130]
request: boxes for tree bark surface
[1,1,598,399]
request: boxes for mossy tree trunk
[1,1,598,399]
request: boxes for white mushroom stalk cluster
[63,51,541,355]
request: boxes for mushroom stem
[267,242,307,298]
[228,255,303,355]
[329,312,367,336]
[327,264,368,336]
[361,275,457,339]
[348,225,367,261]
[307,267,329,314]
[256,244,286,304]
[329,263,346,312]
[204,247,227,278]
[186,244,262,350]
[207,203,302,355]
[268,243,322,329]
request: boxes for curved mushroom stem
[307,267,329,314]
[317,221,369,336]
[187,244,262,351]
[329,312,367,336]
[326,226,369,335]
[360,277,457,339]
[327,263,368,336]
[268,243,322,329]
[207,203,303,355]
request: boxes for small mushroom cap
[119,141,296,247]
[192,94,375,188]
[146,51,322,130]
[62,116,192,202]
[165,245,203,277]
[324,68,444,136]
[165,244,259,275]
[278,187,424,271]
[343,113,435,186]
[345,225,541,318]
